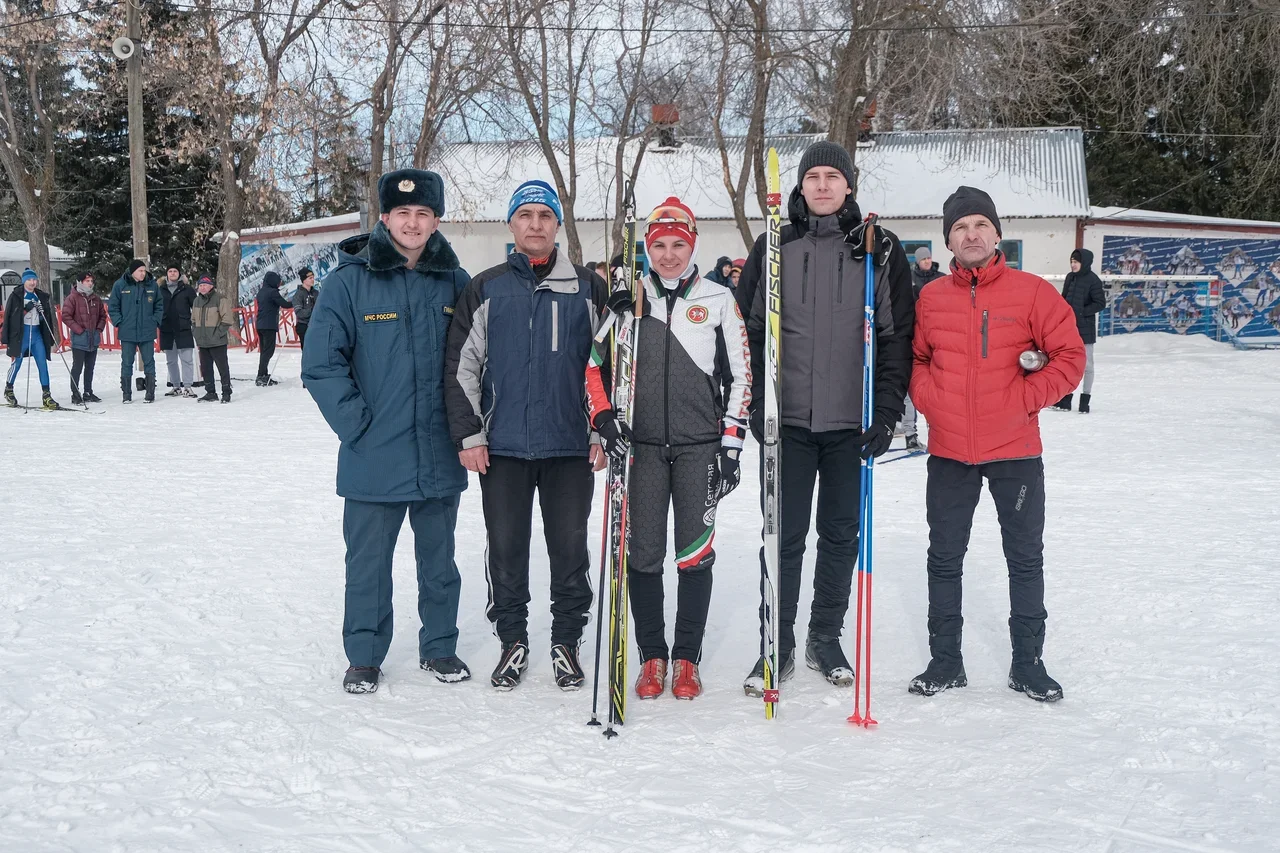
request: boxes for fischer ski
[761,147,783,720]
[601,182,641,739]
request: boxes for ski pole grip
[864,214,878,254]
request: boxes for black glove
[23,300,39,314]
[847,219,893,266]
[855,421,894,460]
[708,446,741,501]
[606,285,635,316]
[593,410,633,460]
[749,407,763,444]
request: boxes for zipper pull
[970,274,978,306]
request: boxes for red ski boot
[635,658,667,699]
[671,660,702,700]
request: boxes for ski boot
[743,649,795,697]
[635,658,667,699]
[909,625,967,696]
[671,660,702,700]
[905,433,922,451]
[805,633,854,687]
[490,640,529,690]
[1008,620,1063,702]
[1078,393,1091,414]
[1052,394,1072,411]
[343,666,381,694]
[420,655,472,684]
[4,384,16,408]
[41,388,62,411]
[550,644,585,691]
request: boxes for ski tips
[766,148,780,195]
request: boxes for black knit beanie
[127,259,147,276]
[797,141,856,189]
[942,186,1002,246]
[299,267,314,282]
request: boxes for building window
[902,240,932,261]
[1000,240,1023,269]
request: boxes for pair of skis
[588,183,641,738]
[759,150,877,727]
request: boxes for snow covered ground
[1,334,1277,852]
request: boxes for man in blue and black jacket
[303,168,472,695]
[444,179,610,693]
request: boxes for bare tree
[0,0,75,285]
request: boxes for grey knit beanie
[797,141,856,188]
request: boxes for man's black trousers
[199,345,231,397]
[924,455,1048,640]
[757,426,862,656]
[480,454,595,647]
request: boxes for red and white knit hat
[643,196,699,283]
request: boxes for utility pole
[126,0,149,261]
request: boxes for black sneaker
[742,649,796,697]
[908,658,968,696]
[197,390,218,402]
[70,390,83,406]
[1051,394,1072,411]
[421,655,472,683]
[805,633,854,687]
[905,434,921,451]
[343,666,381,694]
[83,392,101,403]
[550,643,585,691]
[490,641,529,690]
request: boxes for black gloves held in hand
[855,421,894,460]
[593,409,633,460]
[708,446,741,501]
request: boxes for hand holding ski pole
[593,410,632,460]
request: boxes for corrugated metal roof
[428,127,1090,222]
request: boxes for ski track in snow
[0,335,1276,852]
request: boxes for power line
[0,2,103,31]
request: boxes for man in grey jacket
[736,141,915,694]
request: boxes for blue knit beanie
[507,180,563,224]
[21,268,38,284]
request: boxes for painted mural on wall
[1100,236,1280,343]
[238,241,343,306]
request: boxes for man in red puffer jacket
[908,186,1084,703]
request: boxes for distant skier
[61,272,107,404]
[3,269,61,410]
[303,168,472,694]
[1053,249,1106,414]
[909,186,1085,703]
[444,179,610,692]
[108,259,164,403]
[584,197,751,701]
[736,141,915,695]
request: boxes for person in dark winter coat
[62,272,107,404]
[902,246,944,448]
[3,269,61,410]
[159,266,198,396]
[584,197,752,702]
[290,267,319,350]
[705,255,734,287]
[444,178,610,693]
[191,275,238,403]
[910,245,945,298]
[730,258,744,287]
[736,140,916,695]
[1053,248,1107,413]
[107,259,164,403]
[254,271,291,385]
[909,186,1084,703]
[303,168,472,695]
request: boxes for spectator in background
[3,269,61,410]
[1054,248,1106,414]
[108,259,164,403]
[160,265,198,397]
[706,255,734,287]
[192,274,238,403]
[910,246,945,296]
[730,258,745,288]
[292,267,319,349]
[254,270,291,386]
[593,261,609,281]
[62,272,107,404]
